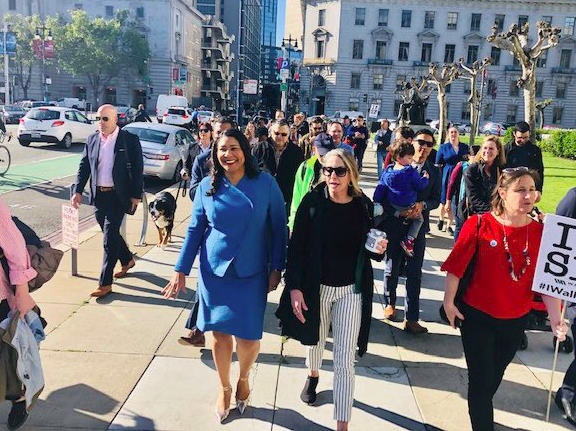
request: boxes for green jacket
[288,155,321,231]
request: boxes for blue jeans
[452,200,464,242]
[377,150,386,180]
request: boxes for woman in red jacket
[442,168,567,431]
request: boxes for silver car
[122,123,196,181]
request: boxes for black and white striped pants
[306,283,362,422]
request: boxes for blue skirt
[197,263,268,340]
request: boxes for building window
[373,74,383,90]
[518,15,528,28]
[463,80,471,94]
[401,10,412,28]
[375,41,387,59]
[471,13,482,32]
[105,5,114,17]
[564,18,576,36]
[394,99,402,117]
[509,81,519,97]
[352,40,364,59]
[421,43,432,62]
[378,9,389,27]
[556,81,567,98]
[318,9,326,26]
[506,105,518,123]
[316,40,325,58]
[396,75,406,91]
[136,7,145,18]
[484,103,492,120]
[536,81,544,98]
[74,3,83,9]
[461,102,471,120]
[491,47,501,65]
[560,49,572,69]
[446,84,451,93]
[447,12,458,30]
[398,42,409,61]
[542,16,553,25]
[487,79,497,98]
[537,51,548,68]
[349,100,360,110]
[424,11,435,29]
[8,0,15,10]
[351,72,361,89]
[494,14,505,32]
[355,8,365,26]
[552,107,564,124]
[444,44,456,63]
[467,45,479,64]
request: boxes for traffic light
[363,94,368,103]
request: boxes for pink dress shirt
[0,199,37,307]
[97,127,119,187]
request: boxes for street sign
[280,69,290,80]
[62,205,79,249]
[243,79,258,95]
[179,66,187,82]
[280,83,288,92]
[369,103,380,119]
[0,32,17,55]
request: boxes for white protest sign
[62,204,79,249]
[369,103,380,118]
[532,214,576,302]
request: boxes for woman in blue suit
[163,129,287,423]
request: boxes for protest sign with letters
[62,204,79,249]
[532,213,576,300]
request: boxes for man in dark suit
[379,129,441,334]
[71,104,143,298]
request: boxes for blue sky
[276,0,286,46]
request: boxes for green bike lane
[0,153,82,194]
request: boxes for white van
[330,110,364,121]
[156,95,188,123]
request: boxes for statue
[397,76,432,125]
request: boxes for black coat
[252,139,304,216]
[275,184,382,357]
[504,140,544,191]
[463,161,499,216]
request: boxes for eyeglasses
[199,129,210,133]
[503,166,530,174]
[322,166,348,177]
[414,139,434,148]
[96,116,109,122]
[273,132,289,137]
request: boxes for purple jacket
[374,165,429,207]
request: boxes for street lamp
[280,35,298,115]
[34,25,52,102]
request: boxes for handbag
[439,214,482,326]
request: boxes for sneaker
[400,237,415,257]
[7,400,28,430]
[447,227,455,236]
[437,220,444,231]
[300,376,319,405]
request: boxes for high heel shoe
[214,385,232,423]
[236,375,251,415]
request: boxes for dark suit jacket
[74,129,144,207]
[189,149,212,200]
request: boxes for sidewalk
[7,147,573,431]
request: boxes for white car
[17,107,97,148]
[163,106,194,129]
[156,94,188,123]
[197,110,214,124]
[122,122,196,181]
[482,122,505,135]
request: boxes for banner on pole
[532,214,576,301]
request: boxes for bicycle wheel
[0,145,11,176]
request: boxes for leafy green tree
[52,9,150,105]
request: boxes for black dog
[148,192,177,247]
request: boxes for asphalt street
[0,124,176,240]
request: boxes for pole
[546,300,568,422]
[236,0,243,126]
[3,23,10,105]
[281,45,287,113]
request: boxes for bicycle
[0,130,12,176]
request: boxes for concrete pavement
[7,146,574,430]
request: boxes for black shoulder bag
[439,214,482,326]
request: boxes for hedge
[539,130,576,159]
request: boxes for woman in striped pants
[276,149,387,431]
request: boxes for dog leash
[175,178,188,205]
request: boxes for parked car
[455,123,472,134]
[0,105,26,124]
[163,106,194,129]
[197,110,215,124]
[17,107,97,148]
[482,122,505,136]
[55,97,86,110]
[19,100,54,111]
[330,110,364,121]
[156,94,188,123]
[116,106,137,126]
[122,122,196,181]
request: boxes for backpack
[0,217,63,292]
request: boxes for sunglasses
[199,129,210,133]
[322,166,348,177]
[414,139,434,148]
[95,116,109,122]
[273,132,289,137]
[503,166,530,174]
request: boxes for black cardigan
[464,161,499,216]
[275,183,381,357]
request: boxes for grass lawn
[539,152,576,213]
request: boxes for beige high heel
[215,385,232,423]
[236,375,251,415]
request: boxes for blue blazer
[175,172,287,278]
[74,129,144,206]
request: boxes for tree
[458,57,492,147]
[487,21,560,136]
[52,10,150,105]
[535,98,553,129]
[3,14,43,100]
[428,63,460,144]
